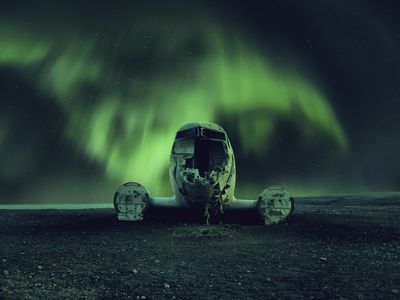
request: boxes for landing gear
[204,195,227,225]
[257,186,294,225]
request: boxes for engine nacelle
[257,186,294,225]
[114,182,150,221]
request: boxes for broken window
[175,128,197,140]
[201,128,226,140]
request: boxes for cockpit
[173,126,228,177]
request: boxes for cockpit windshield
[175,128,197,140]
[201,128,225,140]
[175,127,226,141]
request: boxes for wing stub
[114,182,150,221]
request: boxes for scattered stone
[37,265,43,270]
[131,269,138,274]
[164,283,170,289]
[319,257,328,261]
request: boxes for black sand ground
[0,195,399,299]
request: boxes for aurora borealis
[0,1,399,203]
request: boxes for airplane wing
[114,182,186,221]
[226,198,258,210]
[226,187,294,225]
[150,196,182,207]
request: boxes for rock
[164,283,170,288]
[131,269,138,274]
[319,257,328,261]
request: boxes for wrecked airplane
[113,122,294,225]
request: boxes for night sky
[0,0,399,203]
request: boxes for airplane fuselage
[113,122,294,225]
[169,122,236,218]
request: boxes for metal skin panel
[114,122,294,225]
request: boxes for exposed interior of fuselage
[183,137,227,176]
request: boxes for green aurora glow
[0,8,349,198]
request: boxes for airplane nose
[181,169,218,202]
[183,171,216,185]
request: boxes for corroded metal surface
[114,182,149,221]
[257,186,294,225]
